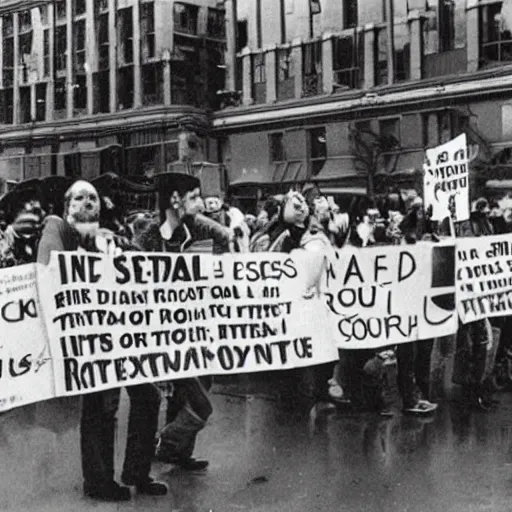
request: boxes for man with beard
[37,180,167,501]
[137,172,231,471]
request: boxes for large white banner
[322,242,458,349]
[423,134,470,223]
[37,251,338,396]
[0,264,55,411]
[457,234,512,323]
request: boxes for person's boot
[83,481,131,502]
[155,406,209,470]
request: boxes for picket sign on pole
[423,134,470,223]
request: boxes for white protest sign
[0,264,55,411]
[322,242,458,349]
[37,251,338,396]
[423,134,470,223]
[457,234,512,323]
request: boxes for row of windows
[268,111,469,166]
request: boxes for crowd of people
[0,171,511,502]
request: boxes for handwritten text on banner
[0,264,54,412]
[323,242,458,349]
[38,251,337,396]
[457,234,512,323]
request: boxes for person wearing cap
[38,180,167,502]
[136,172,232,471]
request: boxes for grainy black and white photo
[0,0,512,511]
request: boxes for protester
[0,186,46,268]
[37,179,167,501]
[137,172,232,471]
[445,197,496,410]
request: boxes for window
[332,33,361,89]
[94,0,108,14]
[93,71,109,113]
[0,89,13,124]
[43,30,50,77]
[207,7,225,39]
[173,2,199,35]
[343,0,358,29]
[308,127,327,176]
[118,67,134,109]
[3,35,13,68]
[39,5,49,25]
[118,7,134,64]
[379,117,400,144]
[277,48,293,81]
[252,53,266,83]
[422,110,469,147]
[97,14,109,70]
[74,75,87,112]
[56,0,67,20]
[54,78,67,111]
[394,23,410,82]
[375,27,388,85]
[74,0,86,16]
[269,133,286,162]
[142,62,163,106]
[56,25,67,71]
[36,83,46,121]
[18,11,32,33]
[141,1,155,60]
[74,19,86,72]
[480,2,512,64]
[236,20,248,52]
[19,86,31,123]
[424,0,466,55]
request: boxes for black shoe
[157,453,209,471]
[84,481,131,502]
[133,479,168,496]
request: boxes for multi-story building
[215,0,512,211]
[0,0,226,194]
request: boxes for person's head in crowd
[64,180,101,228]
[472,197,491,219]
[256,197,281,231]
[8,186,47,235]
[280,189,309,228]
[100,195,129,237]
[157,172,204,222]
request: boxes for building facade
[215,0,512,211]
[0,0,226,193]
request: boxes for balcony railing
[302,72,322,97]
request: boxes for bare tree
[349,127,401,202]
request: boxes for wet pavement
[8,376,512,512]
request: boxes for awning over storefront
[230,167,270,186]
[313,158,359,182]
[272,161,307,183]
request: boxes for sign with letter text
[37,251,337,396]
[323,242,458,349]
[457,234,512,323]
[423,134,470,223]
[0,264,55,411]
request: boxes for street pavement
[8,374,512,512]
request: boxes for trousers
[159,377,213,459]
[80,383,161,487]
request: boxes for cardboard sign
[37,251,337,396]
[423,134,470,223]
[0,264,55,411]
[457,234,512,323]
[322,242,458,349]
